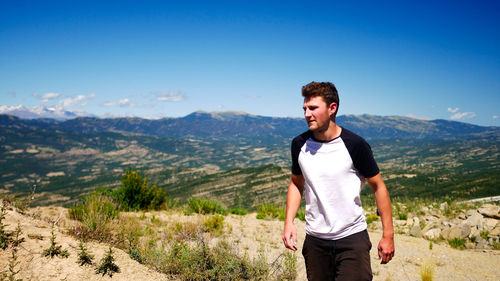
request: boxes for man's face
[303,96,336,132]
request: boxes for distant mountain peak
[0,105,91,120]
[184,110,254,121]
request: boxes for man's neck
[313,122,342,141]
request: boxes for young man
[282,82,394,280]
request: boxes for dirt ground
[1,206,499,280]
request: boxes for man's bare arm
[282,173,304,251]
[367,173,395,264]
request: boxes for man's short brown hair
[302,81,340,121]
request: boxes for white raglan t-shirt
[291,128,380,240]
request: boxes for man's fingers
[379,249,394,264]
[282,233,297,251]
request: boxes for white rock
[466,209,478,217]
[484,218,499,230]
[469,227,481,239]
[413,217,420,227]
[423,228,442,240]
[410,224,422,238]
[489,226,500,238]
[440,228,451,240]
[465,212,484,228]
[448,224,471,240]
[440,202,449,210]
[478,204,500,219]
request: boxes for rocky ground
[0,202,499,281]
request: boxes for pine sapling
[42,222,69,258]
[96,246,120,277]
[77,241,94,266]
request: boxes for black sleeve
[290,131,311,175]
[341,129,380,178]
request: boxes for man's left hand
[378,236,394,264]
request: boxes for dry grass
[419,259,435,281]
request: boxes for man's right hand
[282,222,298,251]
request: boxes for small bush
[129,248,143,263]
[69,191,119,239]
[420,260,435,281]
[77,241,94,266]
[43,223,70,258]
[115,168,167,211]
[185,198,228,215]
[366,214,379,224]
[204,215,224,235]
[296,208,306,222]
[480,230,489,240]
[96,246,120,277]
[171,221,203,241]
[274,251,297,280]
[256,203,280,220]
[165,239,269,280]
[229,208,248,215]
[448,238,466,250]
[398,213,408,220]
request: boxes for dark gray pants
[302,230,372,281]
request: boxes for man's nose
[304,108,312,117]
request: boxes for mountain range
[1,111,499,208]
[2,110,499,141]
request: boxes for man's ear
[329,102,338,117]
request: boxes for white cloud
[157,92,185,102]
[450,112,476,120]
[60,95,86,106]
[32,92,61,102]
[58,93,95,107]
[447,107,459,113]
[102,98,134,107]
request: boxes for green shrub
[278,208,286,221]
[296,208,306,222]
[256,203,280,220]
[229,208,248,215]
[204,215,224,235]
[165,239,269,280]
[366,214,379,224]
[115,168,167,211]
[96,246,120,277]
[43,223,70,258]
[480,230,489,240]
[77,241,94,266]
[69,191,119,236]
[275,251,297,280]
[398,213,408,220]
[448,238,466,250]
[185,198,228,215]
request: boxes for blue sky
[1,0,499,126]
